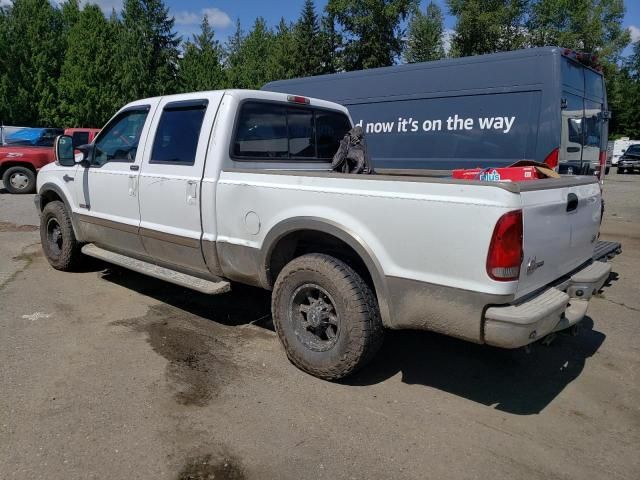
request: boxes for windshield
[625,145,640,155]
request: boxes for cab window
[93,109,149,166]
[232,101,351,160]
[150,101,208,165]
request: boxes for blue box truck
[264,47,609,176]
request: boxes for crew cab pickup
[34,90,611,380]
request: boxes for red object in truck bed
[452,166,542,182]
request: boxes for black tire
[40,200,83,271]
[2,166,36,194]
[605,166,610,175]
[272,253,384,380]
[617,168,625,174]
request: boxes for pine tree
[269,18,298,81]
[57,4,119,127]
[227,17,274,89]
[319,13,342,73]
[116,0,180,104]
[404,1,445,63]
[179,15,225,92]
[528,0,630,64]
[294,0,323,77]
[447,0,528,57]
[0,0,63,125]
[327,0,415,70]
[224,18,244,88]
[0,5,9,123]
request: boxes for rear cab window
[232,100,351,161]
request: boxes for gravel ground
[0,172,639,480]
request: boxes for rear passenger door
[138,94,222,275]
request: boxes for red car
[0,127,99,194]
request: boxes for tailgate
[516,177,601,298]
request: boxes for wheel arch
[261,217,392,327]
[37,182,81,238]
[0,161,37,178]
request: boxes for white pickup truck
[35,89,611,380]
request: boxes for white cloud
[174,7,231,30]
[629,25,640,43]
[174,11,200,25]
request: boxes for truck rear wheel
[40,200,83,271]
[2,166,36,194]
[272,253,384,380]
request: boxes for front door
[76,103,157,256]
[137,94,221,276]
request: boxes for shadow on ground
[98,265,606,416]
[100,266,273,328]
[345,317,605,415]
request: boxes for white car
[35,90,611,379]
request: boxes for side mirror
[55,135,91,167]
[55,135,75,166]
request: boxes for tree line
[0,0,638,137]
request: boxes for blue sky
[89,0,639,53]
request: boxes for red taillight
[487,210,523,281]
[598,151,607,181]
[287,95,310,105]
[544,147,559,170]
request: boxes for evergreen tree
[0,5,9,123]
[226,17,274,89]
[224,18,245,88]
[270,18,298,81]
[294,0,323,76]
[57,4,119,127]
[0,0,63,125]
[327,0,415,70]
[60,0,81,36]
[179,15,225,92]
[116,0,180,104]
[447,0,528,57]
[528,0,629,64]
[404,1,445,63]
[319,12,342,73]
[608,42,640,138]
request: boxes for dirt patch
[0,221,38,232]
[1,243,43,290]
[113,305,240,406]
[177,454,245,480]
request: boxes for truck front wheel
[272,253,384,380]
[40,201,83,271]
[2,166,36,194]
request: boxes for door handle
[128,175,137,196]
[187,180,197,205]
[567,193,578,212]
[130,165,139,171]
[62,174,74,182]
[567,147,580,153]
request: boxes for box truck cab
[264,47,609,178]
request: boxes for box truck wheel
[271,253,384,380]
[2,166,36,194]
